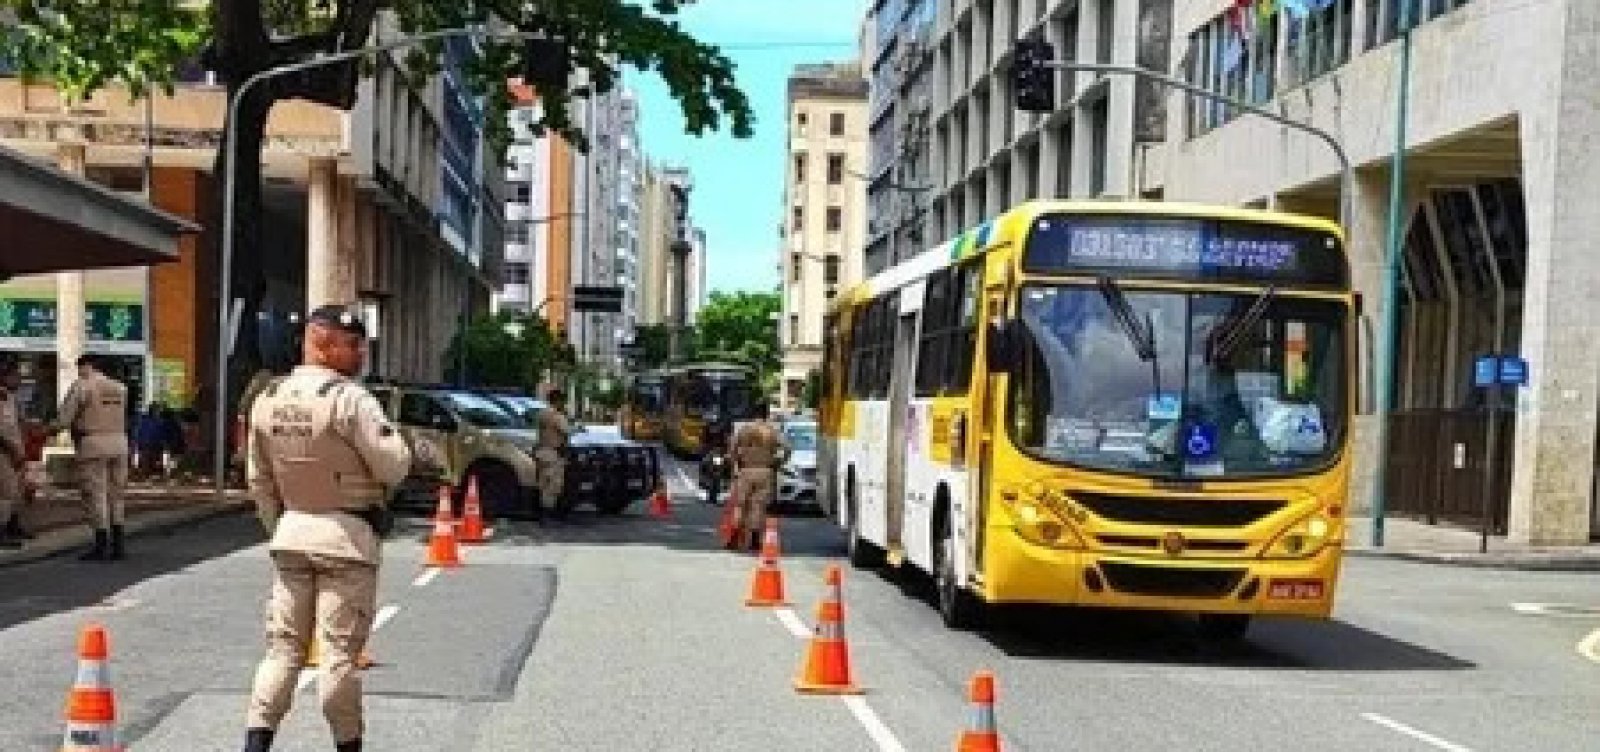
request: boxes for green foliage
[0,1,754,155]
[692,289,780,385]
[445,311,566,389]
[629,323,674,370]
[801,369,821,410]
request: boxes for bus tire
[846,470,884,569]
[934,510,984,631]
[1196,613,1252,642]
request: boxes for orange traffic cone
[648,484,672,519]
[425,485,462,568]
[745,519,789,607]
[305,633,373,670]
[60,623,120,752]
[794,565,862,694]
[956,670,1001,751]
[459,476,487,544]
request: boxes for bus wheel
[1196,614,1251,642]
[935,520,984,630]
[846,477,883,569]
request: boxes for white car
[775,420,819,511]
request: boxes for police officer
[53,355,130,561]
[535,388,572,520]
[241,305,409,752]
[729,401,789,551]
[0,360,26,549]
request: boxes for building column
[306,157,357,308]
[1505,20,1600,544]
[55,142,87,397]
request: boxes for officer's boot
[6,513,32,540]
[79,530,108,561]
[334,739,362,752]
[108,525,126,561]
[242,727,275,752]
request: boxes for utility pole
[55,134,88,404]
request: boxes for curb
[0,499,252,569]
[1347,547,1600,572]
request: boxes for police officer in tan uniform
[0,360,26,549]
[729,401,789,551]
[53,355,130,561]
[241,305,409,752]
[535,388,572,521]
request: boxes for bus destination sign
[1023,214,1347,288]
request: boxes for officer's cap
[306,304,368,338]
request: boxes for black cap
[76,354,97,368]
[306,304,367,338]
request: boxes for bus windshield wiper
[1207,286,1277,363]
[1096,277,1162,398]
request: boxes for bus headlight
[1264,513,1335,559]
[999,486,1083,549]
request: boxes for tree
[445,311,565,389]
[629,323,674,370]
[801,369,821,410]
[693,289,780,385]
[0,1,753,414]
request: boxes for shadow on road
[0,512,259,632]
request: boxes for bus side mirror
[986,319,1016,372]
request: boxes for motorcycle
[699,446,732,506]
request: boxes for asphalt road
[3,450,1600,750]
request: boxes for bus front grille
[1095,535,1251,554]
[1073,493,1284,528]
[1097,561,1247,598]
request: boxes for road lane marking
[774,607,812,638]
[1361,713,1473,752]
[1577,627,1600,663]
[1510,602,1600,618]
[842,695,908,752]
[296,604,402,692]
[770,607,908,752]
[670,462,694,495]
[413,568,441,588]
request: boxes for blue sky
[632,0,867,294]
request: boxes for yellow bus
[819,200,1353,638]
[662,362,760,457]
[620,370,667,441]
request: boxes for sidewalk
[1346,514,1600,571]
[0,480,252,568]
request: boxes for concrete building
[567,88,635,373]
[779,62,870,409]
[635,163,673,327]
[497,82,579,327]
[613,92,645,362]
[863,0,937,275]
[915,0,1169,268]
[1151,0,1592,544]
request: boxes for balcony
[506,201,532,222]
[506,161,533,182]
[504,242,532,263]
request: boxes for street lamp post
[213,27,542,495]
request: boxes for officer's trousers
[535,448,565,512]
[77,453,127,529]
[731,468,775,546]
[247,550,378,743]
[0,459,18,527]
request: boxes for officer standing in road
[729,400,789,552]
[0,360,26,549]
[53,355,130,561]
[535,388,572,521]
[241,305,410,752]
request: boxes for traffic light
[1011,37,1057,113]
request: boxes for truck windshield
[1007,284,1347,480]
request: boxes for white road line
[296,604,402,692]
[769,607,908,752]
[774,607,812,638]
[1361,713,1474,752]
[670,462,694,495]
[485,527,496,539]
[413,567,441,588]
[1577,627,1600,663]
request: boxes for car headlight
[1264,512,1336,559]
[998,484,1083,549]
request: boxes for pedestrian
[241,304,409,752]
[52,355,130,562]
[0,360,27,548]
[729,400,789,552]
[535,388,572,521]
[134,402,167,480]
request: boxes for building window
[797,111,809,136]
[506,224,529,244]
[824,255,840,284]
[503,264,531,285]
[826,206,842,233]
[830,111,846,136]
[794,152,807,183]
[827,153,844,185]
[791,253,803,283]
[789,314,800,345]
[792,205,804,232]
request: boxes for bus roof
[830,198,1346,310]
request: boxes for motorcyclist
[701,413,735,505]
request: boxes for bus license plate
[1267,579,1324,600]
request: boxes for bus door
[885,312,919,558]
[970,283,1007,571]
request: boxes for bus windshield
[1007,284,1346,480]
[686,376,754,422]
[632,383,664,412]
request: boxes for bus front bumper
[983,530,1341,619]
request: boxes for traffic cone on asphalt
[459,476,487,544]
[794,565,862,694]
[648,483,672,519]
[425,485,462,568]
[59,623,120,752]
[304,634,373,670]
[956,670,1001,751]
[745,519,789,607]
